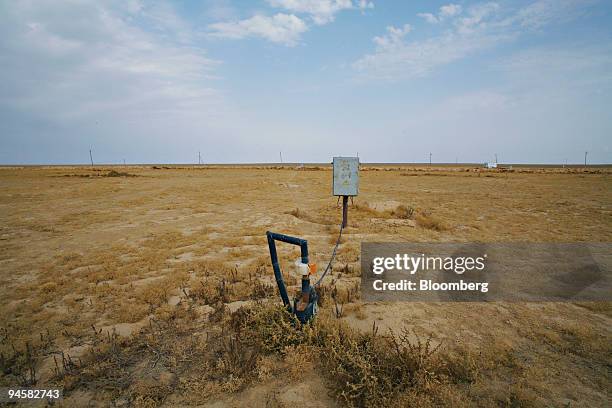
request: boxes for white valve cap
[294,259,310,277]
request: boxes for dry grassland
[0,165,610,407]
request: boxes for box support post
[342,195,348,228]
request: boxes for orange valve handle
[308,263,317,275]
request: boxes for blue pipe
[266,231,309,311]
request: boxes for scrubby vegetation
[1,166,610,406]
[36,301,552,407]
[58,169,137,178]
[223,304,515,407]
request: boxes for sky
[0,0,611,164]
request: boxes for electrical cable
[314,221,344,287]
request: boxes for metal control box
[333,157,359,196]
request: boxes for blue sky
[0,0,611,164]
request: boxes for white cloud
[440,4,462,18]
[418,3,462,24]
[357,0,375,10]
[515,0,596,29]
[354,0,594,81]
[0,1,220,117]
[417,13,438,24]
[209,13,307,46]
[354,30,506,80]
[455,2,499,34]
[267,0,373,25]
[0,0,229,163]
[208,0,373,46]
[372,24,412,49]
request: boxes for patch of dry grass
[0,166,610,406]
[223,304,529,407]
[390,204,414,219]
[287,207,334,225]
[415,212,448,231]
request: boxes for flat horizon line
[1,162,611,168]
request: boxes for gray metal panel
[333,157,359,196]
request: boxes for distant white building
[485,162,497,169]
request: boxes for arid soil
[0,165,610,407]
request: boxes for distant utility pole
[123,159,126,166]
[279,151,283,163]
[584,151,588,167]
[429,152,432,166]
[89,149,93,167]
[198,151,201,165]
[495,153,498,164]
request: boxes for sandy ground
[0,165,610,407]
